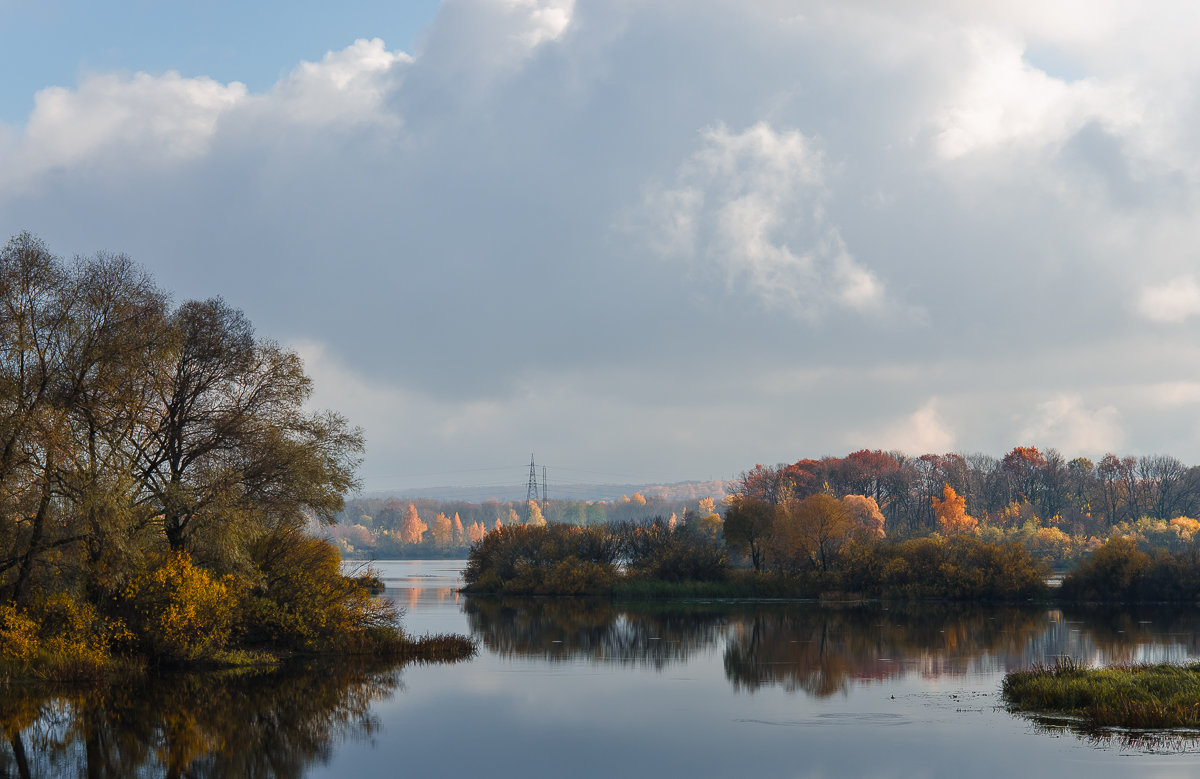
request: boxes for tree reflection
[722,604,1044,696]
[0,657,411,778]
[464,598,729,669]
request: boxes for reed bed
[1003,658,1200,729]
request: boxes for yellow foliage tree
[767,493,852,572]
[526,501,546,527]
[453,512,465,543]
[431,513,453,547]
[932,484,977,534]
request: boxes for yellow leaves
[122,551,237,662]
[0,604,39,662]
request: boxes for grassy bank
[1003,658,1200,728]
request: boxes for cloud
[1,37,411,192]
[5,72,246,188]
[1135,276,1200,324]
[1017,394,1124,454]
[12,1,1200,486]
[872,399,956,455]
[643,121,884,317]
[932,28,1141,161]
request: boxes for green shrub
[242,531,398,652]
[463,524,619,594]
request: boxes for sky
[4,0,1200,493]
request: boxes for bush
[463,524,620,594]
[119,552,238,663]
[613,518,728,582]
[840,536,1047,600]
[1059,538,1200,602]
[0,604,39,663]
[242,531,398,652]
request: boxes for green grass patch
[1003,658,1200,729]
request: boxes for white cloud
[1017,394,1124,454]
[644,121,884,316]
[933,28,1140,161]
[266,38,411,126]
[873,399,956,455]
[0,38,411,191]
[1135,276,1200,324]
[7,71,246,187]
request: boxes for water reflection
[0,658,405,778]
[463,598,727,668]
[464,598,1200,701]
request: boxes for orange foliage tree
[841,494,885,539]
[932,484,977,533]
[400,504,428,545]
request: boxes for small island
[1003,659,1200,730]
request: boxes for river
[7,559,1200,777]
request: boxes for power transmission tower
[527,454,539,505]
[542,466,547,504]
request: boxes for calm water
[8,560,1200,777]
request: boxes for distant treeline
[337,446,1200,567]
[331,493,725,559]
[739,447,1200,534]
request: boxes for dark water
[7,560,1200,777]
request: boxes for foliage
[614,518,728,582]
[242,532,399,653]
[931,484,977,533]
[463,524,620,595]
[0,233,471,675]
[1059,538,1200,602]
[722,497,774,571]
[765,494,852,573]
[118,552,239,663]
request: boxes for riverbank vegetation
[454,444,1200,602]
[1003,658,1200,729]
[0,233,473,682]
[461,519,1047,600]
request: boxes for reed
[1003,658,1200,728]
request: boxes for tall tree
[130,298,361,555]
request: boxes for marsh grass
[395,633,478,663]
[1003,658,1200,729]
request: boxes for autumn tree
[526,501,546,527]
[129,297,362,556]
[468,521,487,543]
[400,504,427,545]
[430,512,453,547]
[766,494,852,573]
[841,494,885,539]
[722,497,774,572]
[453,512,466,543]
[932,484,977,534]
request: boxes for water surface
[6,559,1200,777]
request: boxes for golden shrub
[122,552,237,662]
[0,604,39,662]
